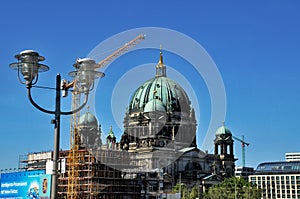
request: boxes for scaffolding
[67,34,145,199]
[59,148,141,199]
[67,80,81,199]
[18,148,142,198]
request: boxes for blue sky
[1,0,300,170]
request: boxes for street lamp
[9,50,104,199]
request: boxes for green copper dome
[216,124,232,135]
[127,48,191,115]
[128,76,191,114]
[79,112,98,127]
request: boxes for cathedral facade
[115,50,236,197]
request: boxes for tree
[173,183,190,199]
[190,185,199,199]
[172,184,200,199]
[203,177,261,199]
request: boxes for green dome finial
[156,45,166,77]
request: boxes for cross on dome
[156,45,166,77]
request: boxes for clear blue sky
[1,0,300,170]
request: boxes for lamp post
[9,50,104,199]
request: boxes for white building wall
[286,153,300,162]
[249,174,300,199]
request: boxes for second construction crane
[232,135,249,167]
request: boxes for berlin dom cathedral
[83,49,237,198]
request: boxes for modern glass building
[249,161,300,199]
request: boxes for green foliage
[171,178,260,199]
[190,185,199,199]
[173,183,190,199]
[173,183,199,199]
[203,177,261,199]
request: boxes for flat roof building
[249,161,300,199]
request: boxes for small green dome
[79,112,98,127]
[216,124,232,135]
[144,99,166,113]
[107,126,116,139]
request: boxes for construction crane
[66,34,145,199]
[232,135,249,167]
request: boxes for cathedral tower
[214,122,236,176]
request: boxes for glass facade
[256,161,300,174]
